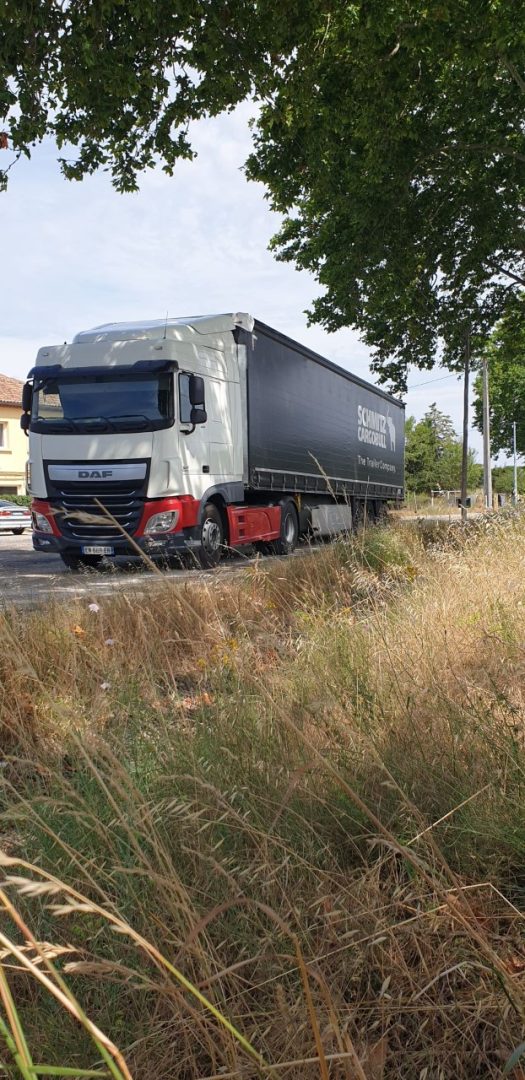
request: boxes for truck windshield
[31,372,173,433]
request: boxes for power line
[407,372,459,390]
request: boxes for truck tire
[60,553,104,571]
[270,500,299,556]
[197,503,224,568]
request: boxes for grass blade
[31,1069,109,1077]
[504,1042,525,1075]
[0,962,35,1078]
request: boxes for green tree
[1,1,524,390]
[405,405,481,492]
[424,404,456,454]
[247,0,525,388]
[492,466,525,495]
[473,296,525,457]
[0,1,308,192]
[405,416,436,493]
[437,441,483,491]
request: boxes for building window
[0,422,8,449]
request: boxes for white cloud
[0,101,483,455]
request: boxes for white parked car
[0,499,31,534]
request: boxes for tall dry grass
[0,513,525,1077]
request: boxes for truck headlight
[144,510,180,534]
[32,511,53,534]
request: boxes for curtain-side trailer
[22,313,405,570]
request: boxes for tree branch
[487,261,525,287]
[500,55,525,94]
[451,144,525,164]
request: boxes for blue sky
[0,101,481,455]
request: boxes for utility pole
[482,354,493,509]
[460,327,470,522]
[513,420,518,505]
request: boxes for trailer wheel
[198,503,224,568]
[271,500,299,556]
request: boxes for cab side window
[179,373,192,424]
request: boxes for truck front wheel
[197,503,224,568]
[270,500,299,556]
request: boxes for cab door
[177,370,209,483]
[206,376,233,477]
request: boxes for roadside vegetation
[405,404,483,496]
[1,495,31,507]
[1,512,525,1078]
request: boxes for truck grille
[45,464,148,541]
[55,488,144,540]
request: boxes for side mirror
[20,413,31,434]
[22,381,33,413]
[190,407,207,425]
[189,374,205,407]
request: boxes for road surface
[0,532,296,608]
[0,513,484,609]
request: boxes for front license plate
[81,545,114,556]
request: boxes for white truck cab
[24,314,252,568]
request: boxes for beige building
[0,374,27,496]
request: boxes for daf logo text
[78,469,113,479]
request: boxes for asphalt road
[0,531,296,609]
[0,532,211,608]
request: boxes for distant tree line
[405,404,483,494]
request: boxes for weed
[1,514,525,1076]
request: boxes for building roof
[0,373,24,407]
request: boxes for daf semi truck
[21,313,405,570]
